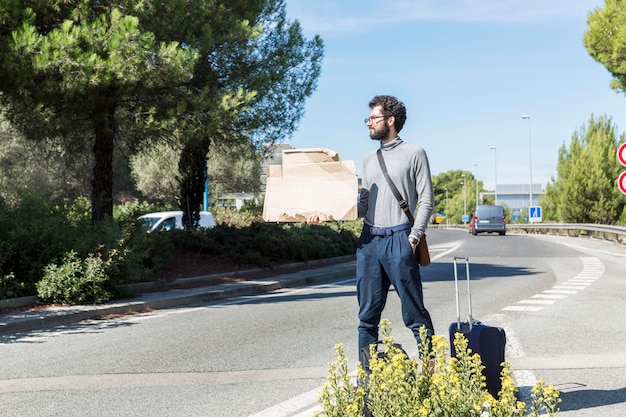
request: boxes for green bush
[0,193,93,296]
[316,319,561,417]
[0,272,26,299]
[37,251,114,305]
[168,220,360,268]
[212,203,263,227]
[0,196,170,300]
[114,200,174,226]
[2,197,361,302]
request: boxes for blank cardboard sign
[263,148,358,222]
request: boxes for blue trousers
[356,226,434,354]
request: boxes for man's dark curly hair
[368,95,407,133]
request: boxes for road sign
[619,143,626,167]
[529,206,542,222]
[619,171,626,195]
[462,214,469,223]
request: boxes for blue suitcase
[449,256,506,397]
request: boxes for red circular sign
[619,143,626,167]
[619,171,626,195]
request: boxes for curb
[0,259,356,336]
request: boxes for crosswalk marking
[502,257,604,313]
[518,299,557,305]
[502,306,543,312]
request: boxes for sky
[283,0,625,192]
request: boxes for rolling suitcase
[449,256,506,397]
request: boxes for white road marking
[542,289,579,295]
[501,256,604,312]
[430,240,465,262]
[517,299,556,305]
[247,387,322,417]
[552,285,587,290]
[531,294,568,299]
[502,306,543,312]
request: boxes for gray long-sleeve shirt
[358,137,434,239]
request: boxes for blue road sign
[529,206,542,222]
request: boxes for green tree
[544,115,625,224]
[138,0,322,227]
[585,0,626,94]
[130,133,263,207]
[129,141,181,205]
[0,2,197,222]
[0,113,93,203]
[0,1,323,225]
[207,139,263,206]
[432,170,482,224]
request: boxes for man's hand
[307,214,323,224]
[409,235,419,254]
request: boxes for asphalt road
[1,228,625,416]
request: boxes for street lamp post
[490,146,497,205]
[444,187,449,227]
[462,174,467,223]
[473,163,479,208]
[522,115,533,221]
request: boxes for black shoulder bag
[376,149,431,267]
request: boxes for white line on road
[542,289,579,294]
[502,306,544,312]
[500,257,604,312]
[247,387,322,417]
[552,285,587,290]
[517,299,557,305]
[531,294,569,299]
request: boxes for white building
[495,183,544,210]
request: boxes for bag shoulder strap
[376,149,415,224]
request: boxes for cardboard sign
[262,148,358,222]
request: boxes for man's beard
[369,123,390,141]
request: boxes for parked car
[471,205,506,236]
[138,211,216,232]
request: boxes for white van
[138,211,216,232]
[470,205,506,236]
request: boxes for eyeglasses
[364,115,386,124]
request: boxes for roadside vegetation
[0,194,361,303]
[316,319,561,417]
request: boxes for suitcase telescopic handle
[453,256,473,331]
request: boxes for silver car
[470,205,506,236]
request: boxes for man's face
[366,106,389,141]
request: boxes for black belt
[366,223,411,236]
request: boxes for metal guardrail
[433,222,626,246]
[507,223,626,245]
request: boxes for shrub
[166,220,361,269]
[0,192,92,296]
[113,200,172,226]
[212,203,263,227]
[316,319,561,417]
[36,246,133,305]
[0,272,26,300]
[3,194,361,300]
